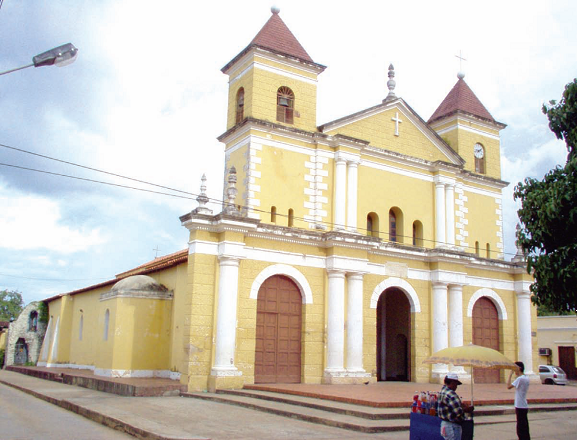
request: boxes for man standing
[507,361,530,440]
[438,373,474,440]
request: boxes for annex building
[38,9,537,391]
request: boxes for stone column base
[208,373,244,392]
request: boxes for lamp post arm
[0,63,34,76]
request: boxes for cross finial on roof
[455,50,467,79]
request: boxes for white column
[445,184,455,246]
[448,285,463,348]
[432,282,449,376]
[435,182,446,246]
[326,270,346,373]
[212,257,241,375]
[346,161,359,233]
[516,291,534,374]
[346,273,364,372]
[334,157,347,230]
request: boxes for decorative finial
[192,174,213,215]
[384,63,396,102]
[457,71,465,80]
[223,167,240,216]
[271,6,280,14]
[455,51,467,80]
[512,223,527,263]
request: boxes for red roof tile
[428,78,495,124]
[250,10,313,63]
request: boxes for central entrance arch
[254,275,302,384]
[376,288,411,381]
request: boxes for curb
[0,379,208,440]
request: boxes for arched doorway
[377,288,411,381]
[255,275,302,383]
[472,297,500,383]
[14,338,28,365]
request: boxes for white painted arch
[467,288,508,320]
[250,264,313,304]
[370,277,421,312]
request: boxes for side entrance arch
[376,287,411,381]
[254,275,302,384]
[472,297,500,383]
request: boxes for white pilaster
[435,182,446,246]
[432,282,449,377]
[445,183,455,246]
[346,161,359,233]
[334,157,347,230]
[516,291,535,375]
[212,256,242,376]
[346,273,364,372]
[326,270,346,374]
[448,284,467,375]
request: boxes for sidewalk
[2,368,577,440]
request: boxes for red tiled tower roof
[428,77,495,124]
[250,9,313,63]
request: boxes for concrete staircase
[182,388,577,433]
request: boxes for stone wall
[5,301,47,367]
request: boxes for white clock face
[474,144,484,159]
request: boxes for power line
[0,143,519,258]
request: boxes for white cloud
[0,185,104,253]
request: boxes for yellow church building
[39,8,536,392]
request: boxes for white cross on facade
[392,111,402,136]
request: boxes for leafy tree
[514,79,577,312]
[0,289,24,321]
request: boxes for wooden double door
[255,275,302,383]
[472,297,500,383]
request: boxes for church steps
[182,390,577,434]
[182,391,409,433]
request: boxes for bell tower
[428,73,506,180]
[221,7,326,132]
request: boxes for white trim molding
[467,288,508,320]
[250,264,313,304]
[370,277,421,312]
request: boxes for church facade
[39,9,536,392]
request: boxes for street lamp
[0,43,78,76]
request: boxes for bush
[0,349,4,368]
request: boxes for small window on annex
[486,243,491,259]
[235,88,244,124]
[288,208,294,227]
[474,143,486,174]
[475,241,480,256]
[270,206,277,223]
[276,86,294,124]
[28,311,38,332]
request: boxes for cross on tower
[153,245,161,258]
[391,111,403,136]
[455,50,467,75]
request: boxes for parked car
[539,365,568,385]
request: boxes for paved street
[0,383,133,440]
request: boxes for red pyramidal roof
[428,77,495,124]
[250,10,313,63]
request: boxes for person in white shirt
[507,361,530,440]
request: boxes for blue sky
[1,0,575,306]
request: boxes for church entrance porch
[254,275,302,384]
[376,288,411,381]
[472,297,500,383]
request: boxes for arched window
[103,309,109,341]
[271,206,277,223]
[389,208,404,243]
[79,315,83,341]
[235,88,244,124]
[474,143,486,174]
[277,86,294,124]
[475,241,480,256]
[486,243,491,259]
[29,311,38,332]
[367,212,379,237]
[412,220,423,247]
[288,208,294,227]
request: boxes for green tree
[514,79,577,312]
[0,289,24,321]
